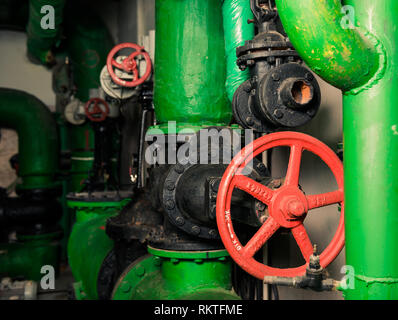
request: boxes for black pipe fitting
[232,0,321,132]
[0,193,62,227]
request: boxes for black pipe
[0,195,61,227]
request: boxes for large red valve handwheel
[106,42,152,88]
[84,98,109,122]
[216,132,344,279]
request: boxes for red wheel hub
[84,98,109,122]
[106,42,152,88]
[216,131,344,279]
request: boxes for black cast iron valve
[232,0,321,132]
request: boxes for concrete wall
[0,30,55,189]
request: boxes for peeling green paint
[355,275,398,286]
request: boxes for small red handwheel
[216,132,344,279]
[84,98,109,122]
[106,42,152,88]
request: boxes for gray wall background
[0,0,343,300]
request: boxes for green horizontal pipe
[221,0,254,102]
[275,0,381,92]
[276,0,397,299]
[26,0,65,65]
[0,88,58,190]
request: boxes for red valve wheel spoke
[242,217,280,258]
[291,223,313,262]
[106,42,152,88]
[216,131,345,279]
[132,68,139,80]
[232,175,275,205]
[307,190,344,210]
[284,144,303,186]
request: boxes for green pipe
[0,231,61,281]
[154,0,232,128]
[276,0,381,93]
[112,247,240,300]
[68,123,95,192]
[67,197,131,300]
[221,0,254,102]
[0,0,29,31]
[0,88,58,190]
[68,214,114,300]
[275,0,397,299]
[27,0,65,66]
[63,9,113,189]
[65,9,114,102]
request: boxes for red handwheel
[85,98,109,122]
[216,132,344,279]
[106,42,152,88]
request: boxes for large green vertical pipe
[221,0,254,102]
[0,88,58,190]
[342,0,398,299]
[276,0,397,299]
[154,0,232,127]
[65,9,114,102]
[64,9,113,190]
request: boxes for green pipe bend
[0,88,58,190]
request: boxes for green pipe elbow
[0,88,58,190]
[26,0,65,66]
[275,0,380,92]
